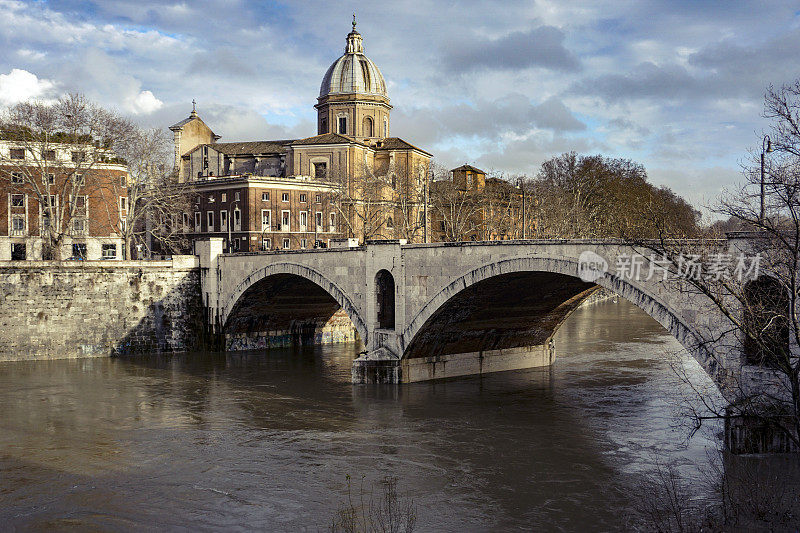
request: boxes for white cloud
[125,89,163,114]
[0,69,56,105]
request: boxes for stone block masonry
[0,256,206,361]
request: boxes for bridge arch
[401,255,724,388]
[221,262,368,346]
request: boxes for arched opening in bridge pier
[743,275,789,367]
[404,271,597,362]
[224,273,360,352]
[376,269,395,330]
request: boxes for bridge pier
[352,342,556,384]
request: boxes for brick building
[0,138,127,260]
[431,165,533,242]
[169,19,432,251]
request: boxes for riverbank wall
[0,257,206,362]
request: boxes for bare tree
[0,94,134,259]
[329,159,389,242]
[430,164,485,241]
[329,157,428,243]
[107,127,194,259]
[618,82,800,451]
[388,161,427,242]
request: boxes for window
[75,195,87,214]
[42,149,56,161]
[41,213,51,231]
[383,118,388,138]
[11,172,23,184]
[315,194,321,203]
[329,212,336,232]
[233,238,240,251]
[10,243,25,261]
[72,243,87,259]
[321,118,327,133]
[281,210,290,231]
[120,176,127,187]
[119,197,127,213]
[10,148,25,160]
[299,211,307,231]
[221,193,227,203]
[194,212,201,232]
[299,193,307,203]
[300,238,307,249]
[220,210,228,232]
[261,209,271,230]
[208,195,215,203]
[11,215,25,235]
[71,218,86,234]
[282,238,290,249]
[282,193,289,202]
[315,211,323,230]
[313,162,327,179]
[386,216,394,229]
[207,211,214,232]
[44,173,55,185]
[262,192,270,202]
[235,192,240,201]
[233,209,241,231]
[120,218,127,232]
[71,151,85,163]
[260,238,271,251]
[46,195,57,208]
[364,116,373,137]
[182,212,189,230]
[466,174,473,188]
[11,194,24,207]
[338,116,347,135]
[102,244,117,259]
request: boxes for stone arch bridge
[197,237,769,402]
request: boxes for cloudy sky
[1,1,799,213]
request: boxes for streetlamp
[760,135,773,225]
[227,199,239,253]
[517,178,526,239]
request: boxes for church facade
[169,20,432,251]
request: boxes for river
[0,299,732,531]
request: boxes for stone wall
[0,256,205,361]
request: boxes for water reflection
[0,300,733,531]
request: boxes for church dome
[319,20,387,98]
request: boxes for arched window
[363,116,374,137]
[743,276,789,367]
[386,216,394,228]
[338,116,347,135]
[375,269,395,330]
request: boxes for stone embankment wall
[0,256,205,361]
[579,287,618,307]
